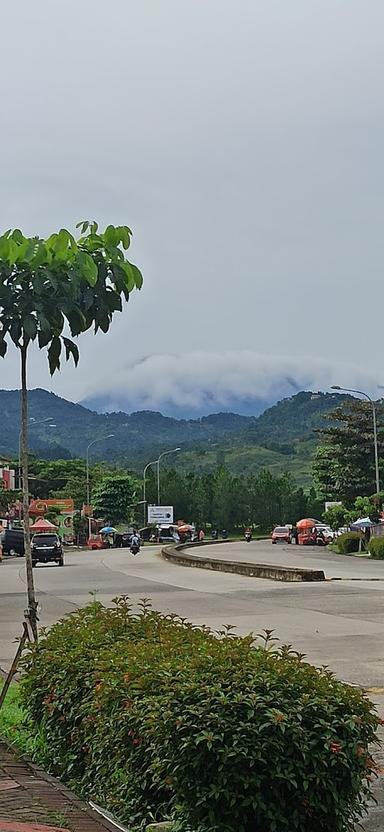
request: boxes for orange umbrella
[296,518,318,529]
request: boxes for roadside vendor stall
[296,518,318,546]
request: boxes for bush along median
[18,598,380,832]
[369,537,384,559]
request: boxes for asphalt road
[1,541,384,689]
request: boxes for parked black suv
[31,533,64,567]
[0,528,25,556]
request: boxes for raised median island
[161,540,326,582]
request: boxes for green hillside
[170,437,322,488]
[166,392,350,487]
[0,388,349,487]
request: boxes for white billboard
[147,505,174,524]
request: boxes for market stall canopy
[350,517,373,528]
[30,517,57,531]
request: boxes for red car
[271,526,291,544]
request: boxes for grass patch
[0,679,35,754]
[41,809,72,828]
[0,680,24,738]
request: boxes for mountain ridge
[0,388,346,485]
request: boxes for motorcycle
[130,542,140,556]
[245,531,252,543]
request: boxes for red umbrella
[30,517,57,531]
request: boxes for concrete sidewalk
[0,740,116,832]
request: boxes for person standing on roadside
[198,528,205,542]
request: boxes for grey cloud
[80,351,382,415]
[0,1,383,407]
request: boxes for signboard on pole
[325,501,342,512]
[147,505,174,524]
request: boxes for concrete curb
[161,542,326,582]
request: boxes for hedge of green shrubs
[369,537,384,559]
[20,599,379,832]
[336,531,362,554]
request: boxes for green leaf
[95,312,110,334]
[0,236,10,260]
[54,229,77,259]
[128,262,143,290]
[66,307,87,337]
[63,336,79,367]
[118,226,131,250]
[104,225,117,246]
[22,314,38,340]
[10,229,24,244]
[47,335,62,375]
[31,241,50,268]
[6,239,18,266]
[10,320,22,346]
[13,238,30,262]
[37,312,52,333]
[45,233,58,251]
[120,262,135,292]
[105,290,122,313]
[76,220,90,234]
[76,251,98,286]
[23,239,39,263]
[38,328,52,349]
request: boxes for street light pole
[331,385,380,494]
[86,434,114,539]
[143,459,158,526]
[128,499,146,530]
[156,448,181,505]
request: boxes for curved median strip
[161,541,326,582]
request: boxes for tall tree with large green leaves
[0,221,143,637]
[313,399,384,505]
[92,474,139,526]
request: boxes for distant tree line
[10,456,323,533]
[144,467,323,532]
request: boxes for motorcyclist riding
[244,527,252,543]
[130,530,141,556]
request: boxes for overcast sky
[1,1,383,414]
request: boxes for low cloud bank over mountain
[82,351,381,417]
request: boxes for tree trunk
[20,343,38,640]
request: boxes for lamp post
[143,459,158,526]
[331,385,380,494]
[86,434,114,539]
[156,448,181,505]
[18,417,56,489]
[128,499,146,530]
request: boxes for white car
[315,524,334,543]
